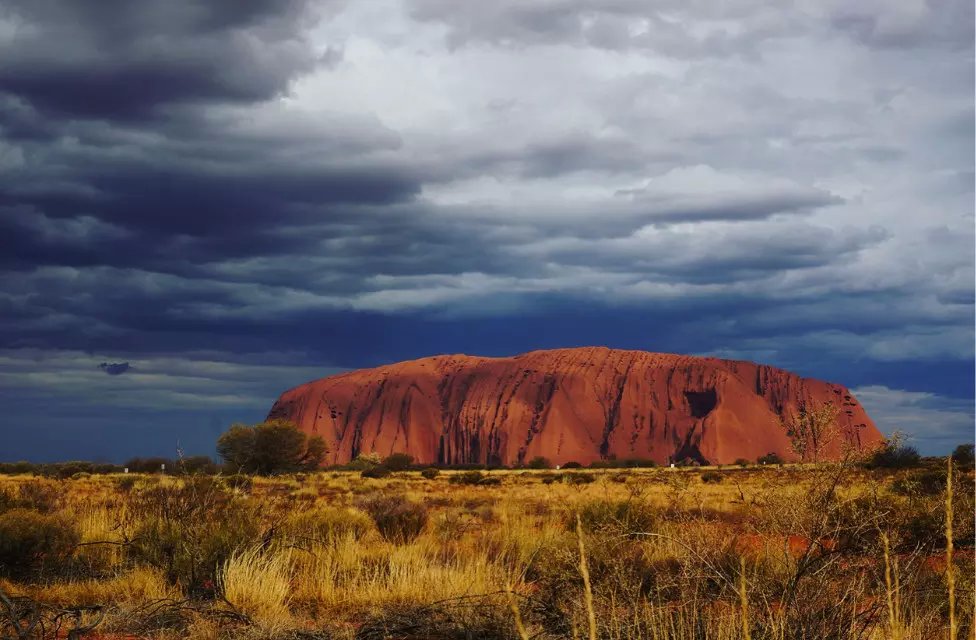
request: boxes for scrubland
[0,461,972,639]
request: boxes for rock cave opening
[684,389,717,418]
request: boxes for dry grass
[0,463,971,639]
[220,546,293,628]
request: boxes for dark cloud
[0,0,340,119]
[98,361,130,375]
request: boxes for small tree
[216,420,326,475]
[527,456,552,469]
[781,401,839,463]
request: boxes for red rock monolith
[268,347,882,466]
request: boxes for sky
[0,0,973,462]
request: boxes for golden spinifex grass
[0,462,972,639]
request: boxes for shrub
[382,453,415,471]
[420,468,440,479]
[700,471,724,484]
[116,475,139,492]
[125,457,175,474]
[0,479,60,513]
[563,472,596,485]
[0,508,79,578]
[128,477,261,590]
[224,474,253,493]
[448,471,501,486]
[178,455,218,475]
[734,458,750,468]
[561,461,583,469]
[361,465,392,479]
[620,458,657,468]
[892,468,948,497]
[576,499,657,536]
[527,456,552,469]
[951,443,975,469]
[345,452,383,471]
[871,443,922,469]
[355,495,428,543]
[757,452,784,465]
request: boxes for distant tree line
[3,416,972,476]
[0,456,219,478]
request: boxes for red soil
[268,347,883,466]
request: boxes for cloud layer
[0,0,972,459]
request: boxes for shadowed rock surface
[268,347,883,466]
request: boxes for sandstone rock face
[268,347,883,466]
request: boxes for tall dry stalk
[505,582,530,640]
[945,457,955,640]
[576,514,597,640]
[882,532,903,640]
[739,556,751,640]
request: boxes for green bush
[382,453,415,471]
[734,458,750,468]
[0,508,79,578]
[527,456,552,469]
[356,495,428,543]
[420,468,440,479]
[344,452,384,471]
[561,461,583,469]
[448,471,501,486]
[700,471,724,484]
[361,465,392,479]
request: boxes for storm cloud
[0,0,971,460]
